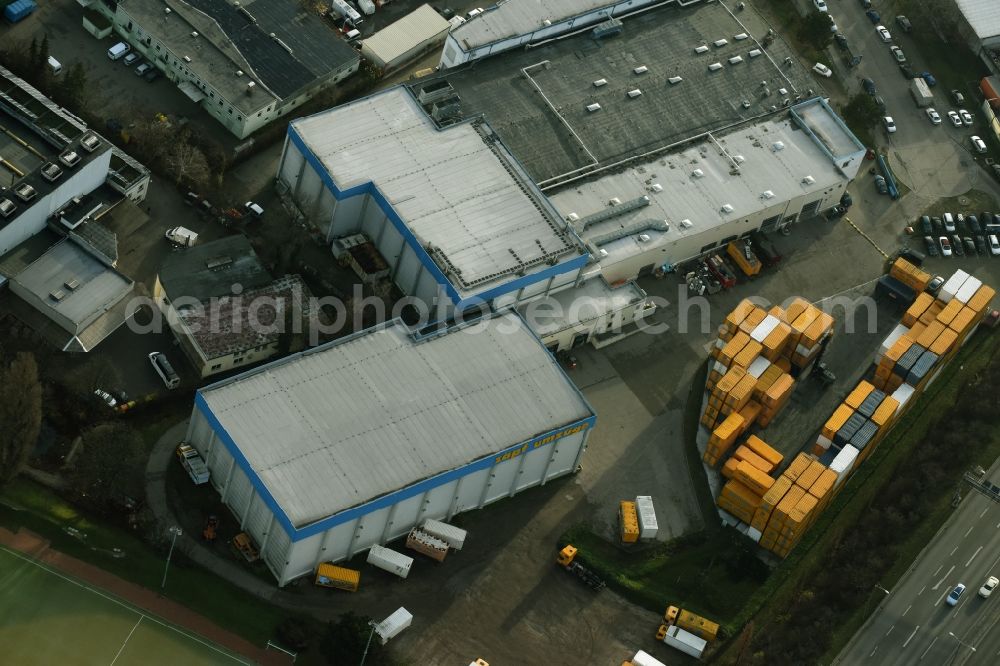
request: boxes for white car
[94,389,117,408]
[940,236,953,256]
[981,576,999,598]
[947,110,962,127]
[883,116,897,133]
[989,235,1000,256]
[890,46,906,62]
[972,136,987,153]
[959,109,974,126]
[813,0,828,12]
[926,108,941,125]
[812,62,833,78]
[876,25,892,42]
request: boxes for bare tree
[0,353,43,486]
[165,141,212,190]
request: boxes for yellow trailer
[314,563,361,592]
[620,500,640,543]
[664,605,719,641]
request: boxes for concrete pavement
[837,462,1000,666]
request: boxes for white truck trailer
[165,226,198,247]
[422,518,467,550]
[367,544,413,578]
[374,607,412,644]
[662,624,707,658]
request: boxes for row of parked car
[913,213,1000,258]
[107,42,160,82]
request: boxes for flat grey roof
[955,0,1000,41]
[546,100,865,269]
[435,0,818,184]
[12,239,133,329]
[158,235,272,301]
[362,4,450,65]
[199,312,593,527]
[519,276,646,337]
[291,87,583,296]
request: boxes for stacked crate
[754,453,835,556]
[620,500,639,544]
[716,479,763,524]
[703,412,747,466]
[889,258,932,293]
[785,297,835,370]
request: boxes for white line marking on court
[921,636,937,660]
[966,526,974,537]
[886,625,894,636]
[110,616,143,666]
[903,605,912,617]
[903,626,920,648]
[968,546,983,567]
[0,547,250,665]
[933,566,955,591]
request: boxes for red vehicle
[705,255,737,289]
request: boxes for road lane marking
[920,585,927,595]
[957,598,969,612]
[904,626,920,648]
[870,646,878,657]
[981,507,989,518]
[934,565,942,576]
[886,625,894,636]
[935,589,949,606]
[952,546,960,555]
[967,545,983,567]
[966,526,975,537]
[921,636,938,660]
[903,604,912,617]
[933,566,955,591]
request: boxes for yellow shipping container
[734,460,775,496]
[763,373,794,407]
[784,297,810,325]
[715,364,749,396]
[907,321,927,343]
[936,298,963,327]
[721,457,740,479]
[745,435,783,469]
[727,373,758,408]
[845,381,875,410]
[918,301,944,326]
[930,328,958,355]
[968,285,997,315]
[870,395,900,427]
[738,400,762,427]
[734,339,764,369]
[719,332,752,367]
[822,404,854,441]
[903,292,935,327]
[709,412,746,448]
[620,500,639,543]
[726,299,757,332]
[949,307,977,336]
[732,445,774,474]
[802,312,834,346]
[916,320,946,350]
[315,563,361,591]
[755,364,784,398]
[752,476,793,530]
[795,460,826,492]
[762,322,792,361]
[882,336,914,369]
[773,356,792,373]
[808,469,837,505]
[782,453,815,485]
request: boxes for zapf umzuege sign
[493,421,591,465]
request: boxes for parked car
[921,71,937,86]
[890,46,906,63]
[919,215,933,234]
[926,108,941,125]
[947,583,967,606]
[835,33,849,50]
[932,217,944,233]
[972,136,988,153]
[944,213,956,233]
[813,0,828,11]
[959,109,974,126]
[974,236,987,256]
[940,236,953,256]
[964,237,978,255]
[993,164,1000,181]
[983,212,995,226]
[947,110,963,127]
[859,0,871,8]
[952,234,965,256]
[873,95,887,113]
[952,90,966,105]
[866,9,881,24]
[862,78,877,95]
[990,235,1000,256]
[123,52,140,66]
[134,62,153,77]
[899,64,915,79]
[883,116,897,133]
[967,215,981,234]
[144,68,161,83]
[980,576,999,598]
[876,25,892,42]
[924,235,939,257]
[813,62,833,78]
[93,389,117,408]
[896,15,912,33]
[875,174,888,194]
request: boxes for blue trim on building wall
[286,123,585,308]
[197,383,596,542]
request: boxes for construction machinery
[556,545,605,590]
[231,532,260,563]
[663,605,719,641]
[202,514,219,542]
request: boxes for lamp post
[948,631,976,653]
[875,583,891,596]
[359,620,378,666]
[161,526,183,589]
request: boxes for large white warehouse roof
[361,4,450,66]
[289,88,581,298]
[954,0,1000,41]
[197,312,592,528]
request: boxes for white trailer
[662,625,706,658]
[176,444,210,484]
[367,544,413,578]
[631,650,668,666]
[374,607,412,644]
[330,0,362,24]
[422,518,467,550]
[635,495,658,540]
[358,0,375,15]
[165,226,198,247]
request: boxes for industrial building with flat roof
[101,0,360,138]
[361,4,451,72]
[185,311,595,584]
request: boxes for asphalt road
[837,462,1000,666]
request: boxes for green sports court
[0,548,251,666]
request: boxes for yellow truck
[314,563,360,592]
[619,500,639,543]
[663,605,719,641]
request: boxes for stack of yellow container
[785,297,836,370]
[619,500,639,544]
[717,435,785,525]
[753,453,839,557]
[889,257,932,293]
[703,411,747,466]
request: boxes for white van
[149,352,180,389]
[107,42,131,61]
[47,56,62,75]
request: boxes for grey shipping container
[849,421,879,452]
[857,389,886,418]
[894,345,925,376]
[835,413,869,447]
[907,350,939,385]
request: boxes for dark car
[975,236,988,255]
[899,247,926,266]
[827,204,848,219]
[859,0,871,8]
[919,215,933,234]
[866,9,881,24]
[875,175,888,194]
[835,34,849,50]
[873,95,887,113]
[841,192,853,208]
[921,71,937,87]
[134,62,153,77]
[932,217,944,233]
[144,68,161,82]
[862,78,877,95]
[952,234,965,256]
[899,64,915,79]
[967,215,981,234]
[993,164,1000,181]
[983,212,995,226]
[952,89,966,105]
[924,235,939,257]
[896,15,912,33]
[965,237,978,255]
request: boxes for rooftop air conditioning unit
[680,219,693,228]
[236,70,244,76]
[721,204,734,213]
[729,56,743,65]
[609,197,622,205]
[183,55,192,62]
[627,89,642,98]
[772,141,785,151]
[164,7,171,14]
[599,248,609,257]
[668,76,683,85]
[733,155,745,163]
[742,100,751,108]
[778,87,788,95]
[694,45,709,54]
[248,81,256,90]
[586,103,601,112]
[638,234,651,242]
[649,183,662,192]
[802,175,816,185]
[191,31,199,37]
[734,33,749,40]
[593,78,607,87]
[748,49,762,58]
[80,133,100,152]
[691,168,704,178]
[708,62,723,71]
[633,66,648,74]
[713,39,728,47]
[761,190,774,199]
[567,212,579,222]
